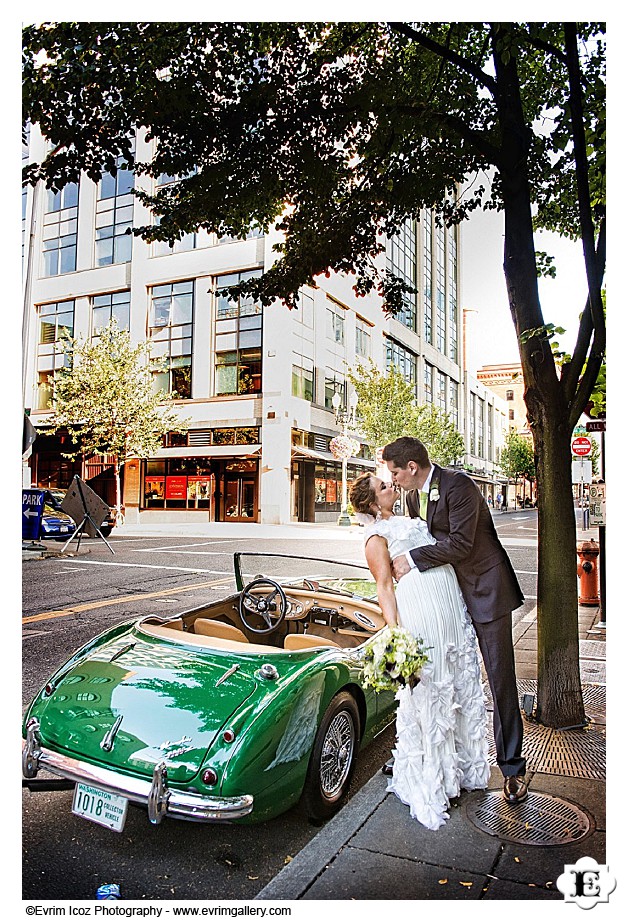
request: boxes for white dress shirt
[405,465,434,570]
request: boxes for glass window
[95,156,134,266]
[152,172,197,255]
[214,270,263,395]
[149,281,193,399]
[42,184,79,277]
[423,211,433,344]
[36,300,75,409]
[386,217,416,331]
[292,359,315,401]
[448,230,458,362]
[355,319,371,358]
[296,290,314,327]
[92,291,131,336]
[324,371,345,410]
[424,362,433,404]
[385,338,417,392]
[326,307,345,344]
[435,224,446,353]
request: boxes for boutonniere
[429,481,440,502]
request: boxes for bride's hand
[391,554,411,581]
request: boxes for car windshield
[234,553,377,601]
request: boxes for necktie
[419,490,428,520]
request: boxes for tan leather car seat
[194,619,250,644]
[284,633,341,651]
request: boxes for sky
[460,188,589,377]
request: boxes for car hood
[31,633,262,784]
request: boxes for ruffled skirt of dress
[389,564,490,830]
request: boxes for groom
[382,436,528,804]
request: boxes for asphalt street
[21,512,540,901]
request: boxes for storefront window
[143,459,213,510]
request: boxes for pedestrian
[350,473,489,829]
[381,436,527,804]
[496,491,502,509]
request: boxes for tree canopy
[347,361,464,465]
[46,321,189,508]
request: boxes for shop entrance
[224,476,257,521]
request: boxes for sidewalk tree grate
[534,726,605,779]
[464,791,594,846]
[484,683,605,780]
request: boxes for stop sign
[572,436,592,456]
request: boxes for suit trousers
[473,613,526,777]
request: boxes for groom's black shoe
[382,758,394,776]
[502,774,528,803]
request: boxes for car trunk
[35,633,260,784]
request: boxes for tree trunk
[493,24,584,728]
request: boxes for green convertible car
[22,553,396,832]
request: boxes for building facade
[23,125,508,524]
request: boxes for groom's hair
[382,437,430,469]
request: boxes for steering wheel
[239,577,288,635]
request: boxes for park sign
[22,488,45,541]
[572,436,592,457]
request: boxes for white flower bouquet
[360,626,430,692]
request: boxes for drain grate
[464,791,594,846]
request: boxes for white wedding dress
[364,515,490,830]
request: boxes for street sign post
[572,435,592,456]
[589,483,606,527]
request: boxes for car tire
[301,691,360,822]
[99,526,112,537]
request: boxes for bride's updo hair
[349,473,377,517]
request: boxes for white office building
[22,124,506,524]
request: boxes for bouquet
[360,626,430,693]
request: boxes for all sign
[572,436,592,457]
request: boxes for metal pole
[597,430,606,628]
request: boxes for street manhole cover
[464,791,594,846]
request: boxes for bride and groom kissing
[349,436,526,831]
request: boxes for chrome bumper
[22,718,254,824]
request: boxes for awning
[291,446,375,468]
[154,445,262,459]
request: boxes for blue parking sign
[22,489,45,541]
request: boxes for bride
[350,472,490,830]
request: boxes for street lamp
[331,390,359,527]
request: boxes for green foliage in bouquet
[361,626,430,693]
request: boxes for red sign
[165,476,188,499]
[572,436,592,457]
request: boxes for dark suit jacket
[406,465,524,623]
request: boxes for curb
[256,771,389,900]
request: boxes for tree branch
[387,21,498,96]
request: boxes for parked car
[42,488,116,537]
[22,552,395,829]
[39,504,77,541]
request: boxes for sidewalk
[256,600,606,901]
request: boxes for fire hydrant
[576,539,600,606]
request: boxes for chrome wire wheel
[319,710,356,798]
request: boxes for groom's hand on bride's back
[392,555,411,581]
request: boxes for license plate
[59,526,68,533]
[72,782,128,832]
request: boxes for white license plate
[72,782,128,832]
[59,526,68,533]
